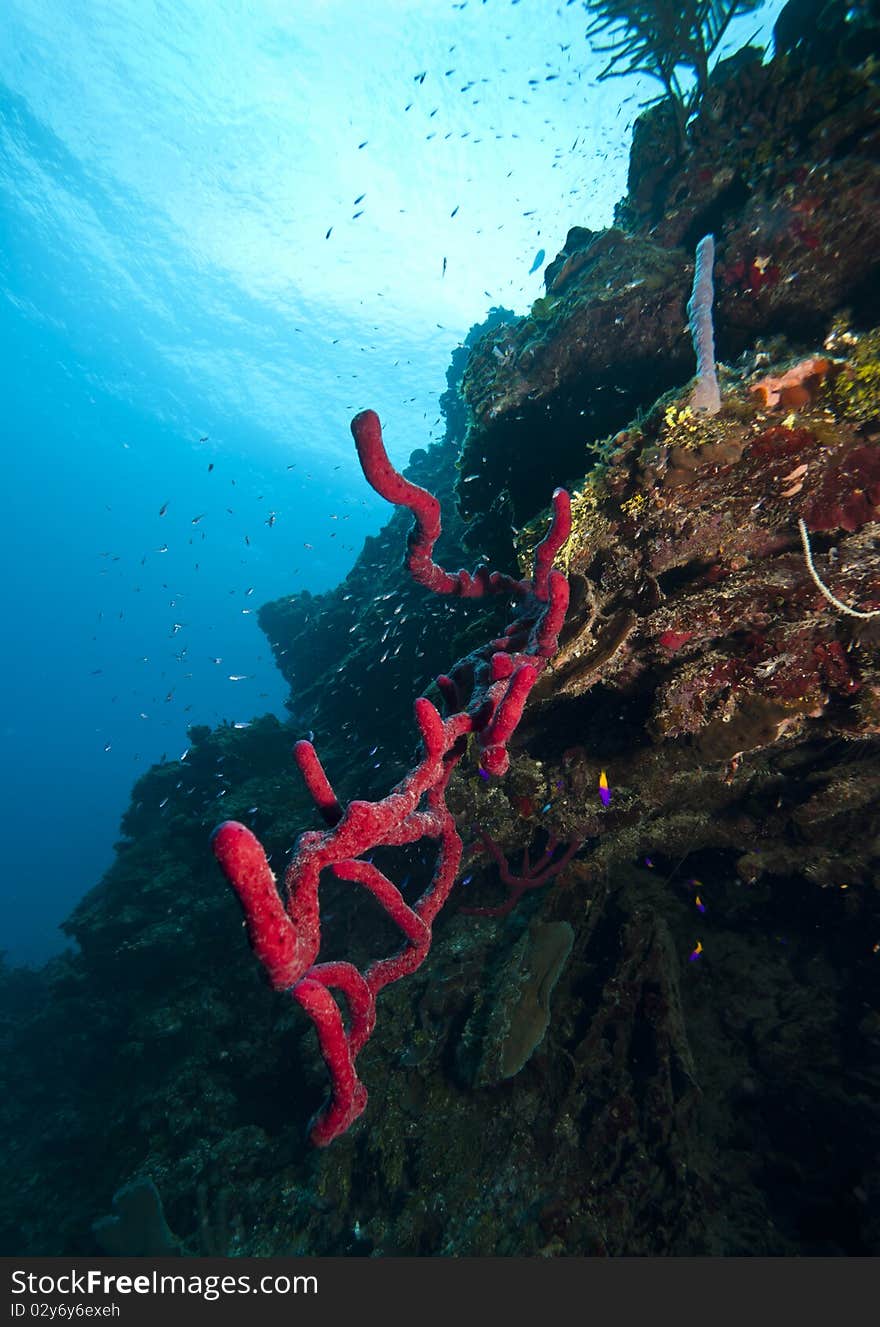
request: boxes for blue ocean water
[0,0,785,966]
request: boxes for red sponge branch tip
[533,487,572,600]
[293,739,343,825]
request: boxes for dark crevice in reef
[458,363,686,550]
[677,173,754,259]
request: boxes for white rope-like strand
[798,518,880,620]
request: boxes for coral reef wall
[2,0,879,1257]
[456,0,880,554]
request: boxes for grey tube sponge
[687,233,721,415]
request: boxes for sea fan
[583,1,764,140]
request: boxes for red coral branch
[461,829,583,918]
[212,409,570,1145]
